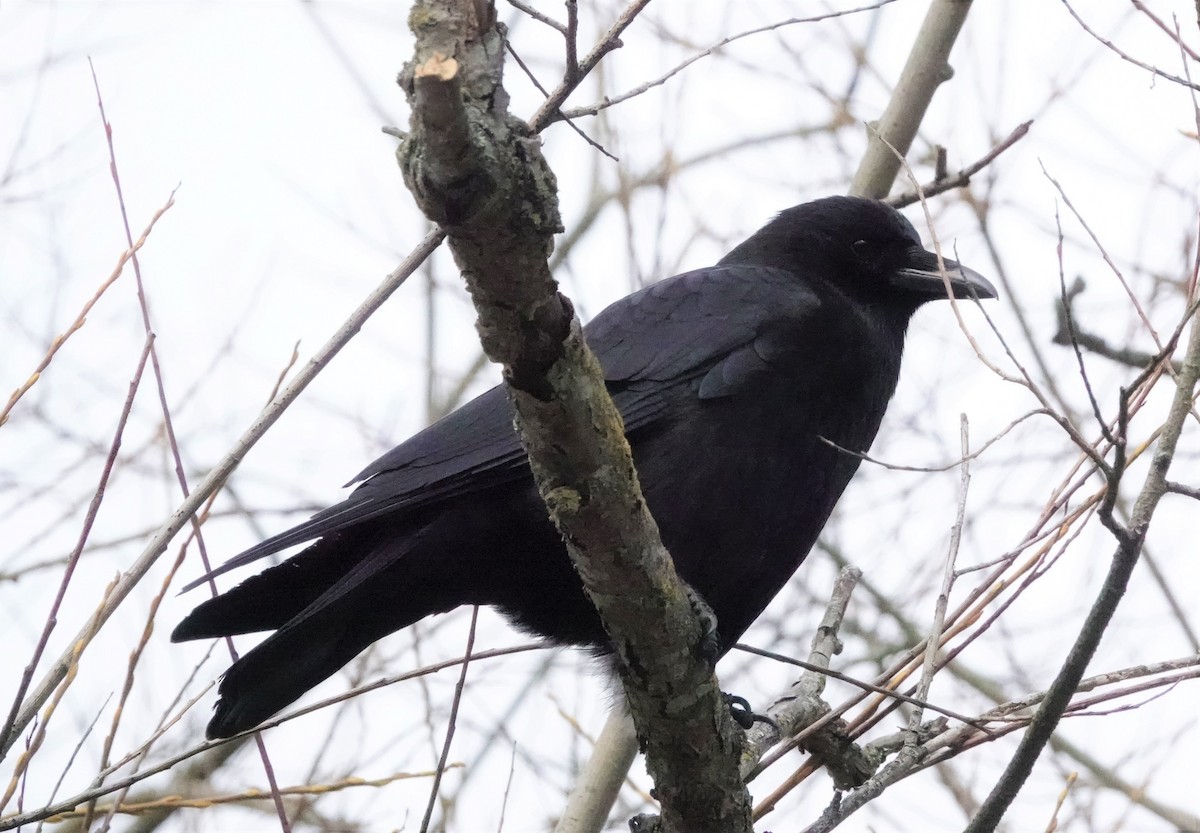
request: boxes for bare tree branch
[964,246,1200,833]
[887,120,1033,208]
[0,229,445,760]
[849,0,975,199]
[396,3,750,831]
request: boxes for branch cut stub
[416,52,459,81]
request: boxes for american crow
[173,196,995,739]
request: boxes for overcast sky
[3,2,1199,832]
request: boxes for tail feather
[171,532,364,641]
[187,524,467,738]
[205,613,365,738]
[176,502,526,738]
[203,553,457,738]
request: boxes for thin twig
[0,196,173,428]
[0,228,445,760]
[505,41,616,160]
[0,644,541,831]
[1053,208,1117,450]
[419,607,479,833]
[911,415,972,730]
[887,120,1033,208]
[564,0,579,83]
[964,220,1200,833]
[555,1,900,122]
[819,407,1042,472]
[0,336,154,775]
[506,0,566,35]
[1041,161,1163,353]
[1060,0,1200,91]
[734,644,985,736]
[89,64,296,831]
[528,0,653,132]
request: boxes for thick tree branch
[554,713,639,833]
[566,0,981,825]
[849,0,975,199]
[396,3,751,831]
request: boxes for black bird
[173,196,995,739]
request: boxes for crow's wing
[180,384,525,591]
[588,265,819,407]
[184,265,819,589]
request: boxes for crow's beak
[892,245,997,301]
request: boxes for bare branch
[0,229,445,760]
[506,0,566,35]
[887,120,1033,208]
[1053,277,1184,372]
[849,0,976,198]
[555,1,901,123]
[1061,0,1200,91]
[397,3,750,831]
[964,218,1200,833]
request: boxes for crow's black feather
[172,196,995,739]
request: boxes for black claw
[724,692,780,731]
[685,585,722,665]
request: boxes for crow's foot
[724,693,780,731]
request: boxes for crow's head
[721,196,996,311]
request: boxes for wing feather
[184,265,820,589]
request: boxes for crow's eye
[851,239,871,258]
